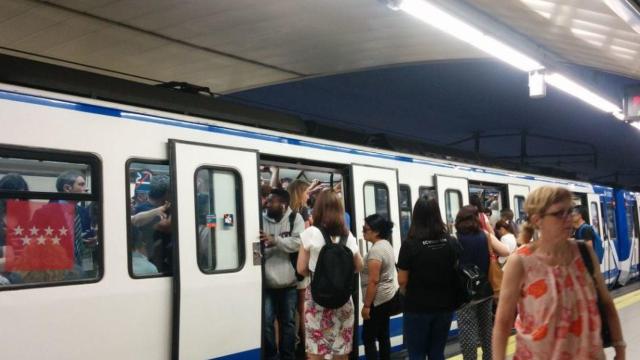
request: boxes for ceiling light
[394,0,544,72]
[545,73,623,115]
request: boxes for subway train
[0,82,638,360]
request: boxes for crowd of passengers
[0,168,628,360]
[260,176,626,360]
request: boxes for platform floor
[390,280,640,359]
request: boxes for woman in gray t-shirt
[360,214,398,360]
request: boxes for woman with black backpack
[296,189,363,360]
[397,197,459,360]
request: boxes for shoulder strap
[338,234,348,246]
[318,226,331,245]
[576,241,595,278]
[289,211,297,234]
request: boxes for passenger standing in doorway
[297,189,363,360]
[261,188,305,360]
[455,206,509,360]
[493,186,625,360]
[397,197,459,360]
[499,208,519,239]
[572,205,604,261]
[360,214,397,360]
[287,179,312,358]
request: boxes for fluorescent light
[545,73,623,114]
[396,0,544,72]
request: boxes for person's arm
[269,166,280,189]
[586,244,625,360]
[492,253,525,360]
[131,202,169,227]
[362,259,382,320]
[353,252,364,272]
[272,214,304,253]
[397,269,409,290]
[296,246,311,277]
[486,231,510,257]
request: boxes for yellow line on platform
[446,289,640,359]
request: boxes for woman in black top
[397,197,459,360]
[455,205,509,360]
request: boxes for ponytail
[518,222,536,244]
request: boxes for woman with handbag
[397,197,459,360]
[360,214,397,360]
[455,205,509,360]
[492,186,625,360]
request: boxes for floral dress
[304,287,354,358]
[514,242,604,359]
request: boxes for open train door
[169,140,261,360]
[435,175,469,234]
[587,193,606,265]
[350,164,402,354]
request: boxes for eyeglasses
[543,208,573,219]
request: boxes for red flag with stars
[5,200,75,271]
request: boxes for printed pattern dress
[514,242,604,360]
[304,287,354,358]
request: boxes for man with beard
[260,188,304,360]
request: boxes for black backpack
[310,227,354,309]
[451,238,493,308]
[287,211,304,281]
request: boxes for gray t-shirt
[360,240,398,306]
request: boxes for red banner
[5,200,75,271]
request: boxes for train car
[0,82,637,359]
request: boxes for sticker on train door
[206,214,217,228]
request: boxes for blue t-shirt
[457,231,489,275]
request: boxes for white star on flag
[29,226,39,236]
[59,227,68,236]
[44,226,54,236]
[13,226,23,236]
[21,236,31,246]
[36,235,46,245]
[51,236,61,245]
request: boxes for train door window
[625,205,638,240]
[514,196,526,224]
[364,182,390,220]
[399,184,412,241]
[195,167,244,273]
[605,202,617,239]
[419,186,436,200]
[469,182,507,226]
[126,160,172,278]
[445,189,462,234]
[590,202,601,232]
[0,148,102,289]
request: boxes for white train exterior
[0,82,638,360]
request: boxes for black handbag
[577,241,612,348]
[388,290,404,316]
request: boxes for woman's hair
[0,173,29,191]
[312,189,348,236]
[287,179,310,212]
[519,186,572,244]
[407,196,447,241]
[455,205,481,235]
[495,219,513,234]
[364,214,394,239]
[469,194,484,212]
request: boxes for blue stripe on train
[0,89,590,188]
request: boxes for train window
[605,202,617,239]
[195,167,244,273]
[364,182,390,221]
[514,196,526,224]
[0,148,102,289]
[126,161,172,278]
[419,186,436,200]
[590,202,600,232]
[399,184,412,241]
[625,205,637,240]
[445,189,462,234]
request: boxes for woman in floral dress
[492,186,625,360]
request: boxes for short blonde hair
[519,186,572,244]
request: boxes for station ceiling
[1,0,640,187]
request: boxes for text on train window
[399,184,411,241]
[0,149,101,288]
[127,161,173,278]
[196,167,244,273]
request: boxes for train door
[169,140,261,360]
[635,194,640,279]
[508,184,529,224]
[601,197,621,286]
[435,175,469,234]
[350,164,402,354]
[619,192,639,284]
[587,194,605,263]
